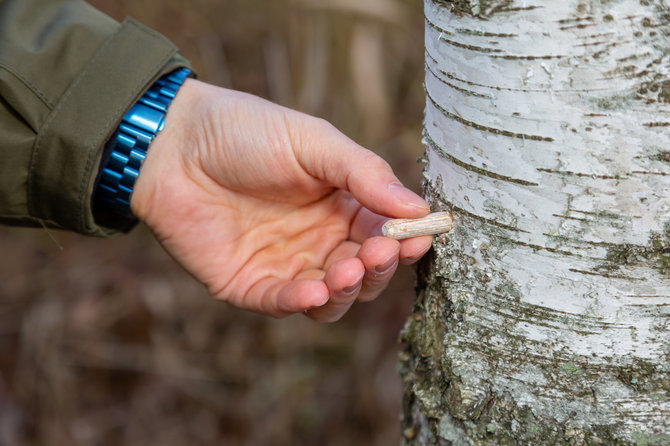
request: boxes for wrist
[128,78,201,223]
[93,67,192,224]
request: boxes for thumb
[296,118,430,218]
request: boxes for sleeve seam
[0,62,54,109]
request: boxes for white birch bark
[400,0,670,444]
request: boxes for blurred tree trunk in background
[400,0,670,444]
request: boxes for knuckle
[311,116,336,132]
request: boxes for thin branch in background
[38,220,64,252]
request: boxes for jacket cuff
[28,18,189,237]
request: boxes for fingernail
[404,255,421,264]
[375,256,398,275]
[389,183,430,210]
[341,272,365,295]
[341,283,361,295]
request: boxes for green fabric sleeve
[0,0,192,236]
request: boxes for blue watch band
[94,67,191,217]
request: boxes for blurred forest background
[0,0,426,444]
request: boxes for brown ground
[0,1,425,444]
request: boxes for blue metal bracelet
[94,67,191,217]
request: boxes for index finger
[292,116,430,218]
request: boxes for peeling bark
[401,0,670,444]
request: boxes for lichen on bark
[432,0,516,17]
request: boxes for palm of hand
[132,80,431,321]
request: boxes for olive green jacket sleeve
[0,0,191,236]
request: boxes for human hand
[130,79,432,321]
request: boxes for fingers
[304,236,399,322]
[241,276,330,318]
[356,236,400,302]
[305,258,366,323]
[245,235,430,320]
[303,234,431,321]
[238,229,429,320]
[294,117,430,219]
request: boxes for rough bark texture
[400,0,670,444]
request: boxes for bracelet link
[95,67,191,217]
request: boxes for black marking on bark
[426,185,607,261]
[650,151,670,163]
[569,268,644,281]
[455,28,518,38]
[485,290,626,329]
[426,91,555,142]
[591,40,632,61]
[624,295,670,298]
[425,135,539,186]
[440,36,504,54]
[443,337,599,372]
[643,121,670,127]
[537,168,618,180]
[495,5,542,13]
[544,233,639,251]
[426,51,604,94]
[425,63,492,99]
[577,40,614,48]
[569,208,633,220]
[552,213,589,222]
[491,53,566,60]
[560,22,597,31]
[511,238,587,257]
[427,17,564,59]
[581,239,634,248]
[583,31,617,40]
[426,186,531,234]
[425,16,454,36]
[470,297,602,335]
[557,16,594,24]
[631,170,670,176]
[427,18,504,53]
[617,52,652,63]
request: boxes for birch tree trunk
[399,0,670,444]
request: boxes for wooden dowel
[382,211,454,240]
